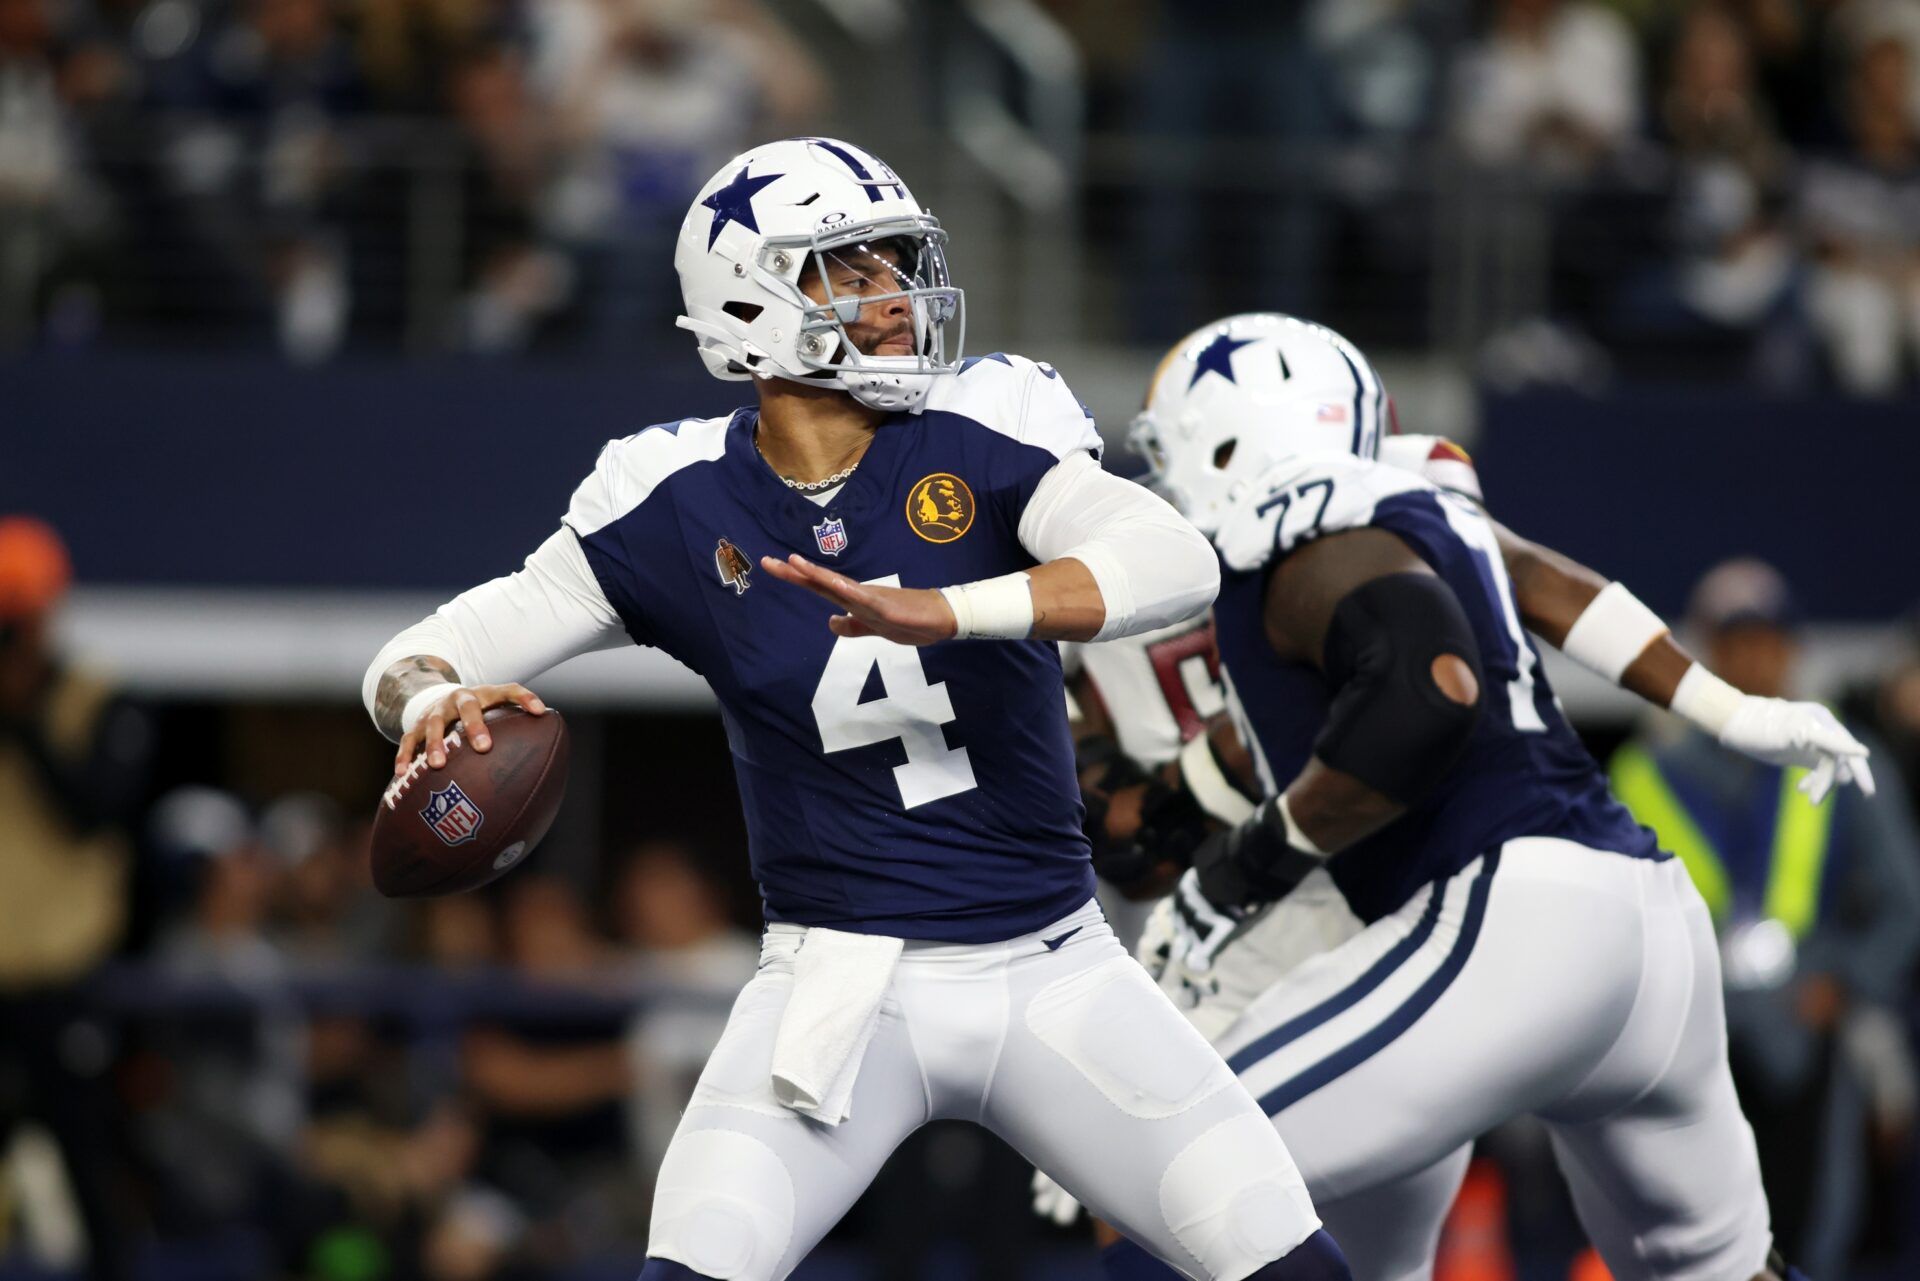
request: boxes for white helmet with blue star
[674,137,964,413]
[1129,313,1390,535]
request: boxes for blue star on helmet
[701,165,783,251]
[1187,333,1257,389]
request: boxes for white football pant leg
[1213,841,1770,1281]
[646,931,926,1281]
[978,903,1321,1281]
[1537,858,1771,1281]
[1313,1146,1470,1281]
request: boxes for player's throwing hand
[394,683,546,774]
[760,553,959,645]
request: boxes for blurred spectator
[260,792,396,965]
[167,0,366,360]
[1119,2,1338,338]
[445,41,574,354]
[613,840,756,1173]
[0,0,111,345]
[354,0,487,114]
[1610,559,1920,1279]
[1611,3,1795,372]
[145,788,310,1232]
[1451,0,1642,175]
[0,515,146,1280]
[1798,29,1920,393]
[1847,605,1920,801]
[538,0,826,346]
[460,875,635,1241]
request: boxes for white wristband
[1276,793,1329,860]
[400,683,458,735]
[1670,663,1743,738]
[1560,582,1669,683]
[1179,734,1256,825]
[940,572,1034,640]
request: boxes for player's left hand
[1718,697,1875,804]
[760,553,957,645]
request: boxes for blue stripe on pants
[1225,879,1448,1076]
[1253,851,1501,1116]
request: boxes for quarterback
[362,144,1348,1281]
[1067,314,1870,1281]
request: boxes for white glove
[1673,666,1875,804]
[1030,1167,1083,1227]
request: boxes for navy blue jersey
[1210,452,1660,924]
[563,354,1102,942]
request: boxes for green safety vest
[1609,744,1837,937]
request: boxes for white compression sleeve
[1017,451,1220,642]
[361,527,628,736]
[1559,581,1669,683]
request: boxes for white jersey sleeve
[1211,450,1429,576]
[360,458,639,734]
[1018,452,1219,640]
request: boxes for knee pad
[648,1128,795,1281]
[1160,1115,1319,1280]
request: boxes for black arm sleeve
[1313,572,1484,805]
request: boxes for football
[370,706,570,897]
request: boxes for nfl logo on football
[421,781,485,847]
[813,516,849,556]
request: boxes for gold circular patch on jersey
[906,473,975,543]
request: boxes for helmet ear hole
[1213,439,1237,470]
[723,302,764,323]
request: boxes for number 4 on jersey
[812,575,979,809]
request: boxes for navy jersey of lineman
[563,354,1101,943]
[1211,451,1660,924]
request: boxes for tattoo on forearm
[373,655,459,741]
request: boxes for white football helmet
[674,137,964,413]
[1129,313,1390,534]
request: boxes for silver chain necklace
[756,434,859,493]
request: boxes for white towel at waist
[769,926,904,1126]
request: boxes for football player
[362,144,1348,1281]
[1067,313,1869,1281]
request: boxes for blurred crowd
[1067,0,1920,390]
[0,0,824,359]
[5,0,1920,389]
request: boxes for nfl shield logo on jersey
[420,781,485,847]
[813,516,849,556]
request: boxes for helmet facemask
[759,216,965,412]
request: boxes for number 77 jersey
[1209,450,1657,925]
[562,354,1104,943]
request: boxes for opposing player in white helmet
[1051,313,1869,1281]
[365,147,1353,1281]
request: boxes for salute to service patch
[907,474,975,543]
[715,538,752,594]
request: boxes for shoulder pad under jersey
[1212,450,1429,575]
[919,352,1103,462]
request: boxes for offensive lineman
[1069,314,1872,1281]
[362,144,1348,1281]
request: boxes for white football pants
[1209,838,1772,1281]
[647,898,1321,1281]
